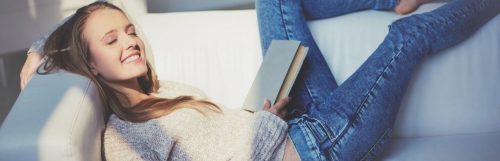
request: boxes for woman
[31,2,290,160]
[21,0,498,160]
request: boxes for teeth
[123,54,139,63]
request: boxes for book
[242,40,308,112]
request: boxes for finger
[279,109,288,118]
[263,99,271,110]
[273,97,291,110]
[20,72,26,90]
[20,61,29,89]
[20,78,25,90]
[26,74,32,85]
[21,74,30,90]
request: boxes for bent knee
[387,14,437,53]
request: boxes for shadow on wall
[0,0,65,54]
[0,51,26,125]
[0,0,67,124]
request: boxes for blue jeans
[256,0,499,160]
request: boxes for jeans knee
[389,14,426,37]
[387,14,435,53]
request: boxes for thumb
[263,99,271,110]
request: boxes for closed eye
[107,39,117,45]
[129,32,138,36]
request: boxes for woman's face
[83,9,147,83]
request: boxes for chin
[131,66,148,78]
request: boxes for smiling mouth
[123,54,140,63]
[122,45,143,64]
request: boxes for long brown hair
[38,1,220,122]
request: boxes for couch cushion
[380,132,500,160]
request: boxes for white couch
[1,2,499,161]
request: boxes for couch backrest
[2,5,498,161]
[0,71,105,161]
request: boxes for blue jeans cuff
[375,0,399,10]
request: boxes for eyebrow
[100,23,135,41]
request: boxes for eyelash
[107,39,117,45]
[106,32,137,45]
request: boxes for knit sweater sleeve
[250,111,289,161]
[104,115,183,161]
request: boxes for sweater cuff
[251,111,288,160]
[27,39,44,55]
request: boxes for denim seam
[299,120,326,161]
[330,10,451,156]
[279,0,291,40]
[279,0,318,104]
[408,0,477,54]
[337,6,478,153]
[303,76,320,107]
[329,29,409,153]
[332,4,471,145]
[305,116,336,148]
[293,0,488,160]
[329,11,448,157]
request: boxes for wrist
[27,48,41,55]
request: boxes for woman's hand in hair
[262,97,291,120]
[20,52,43,90]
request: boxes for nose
[124,35,138,50]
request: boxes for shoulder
[155,80,209,99]
[104,114,177,160]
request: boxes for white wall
[0,0,98,54]
[0,0,250,54]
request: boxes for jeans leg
[256,0,398,114]
[257,0,338,113]
[257,0,399,52]
[302,0,398,20]
[298,0,499,160]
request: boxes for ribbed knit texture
[104,81,288,161]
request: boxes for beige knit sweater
[104,81,289,161]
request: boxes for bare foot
[395,0,434,15]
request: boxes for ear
[89,61,99,76]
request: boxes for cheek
[137,38,146,54]
[90,43,148,82]
[89,46,123,79]
[91,46,119,64]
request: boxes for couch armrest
[0,71,105,161]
